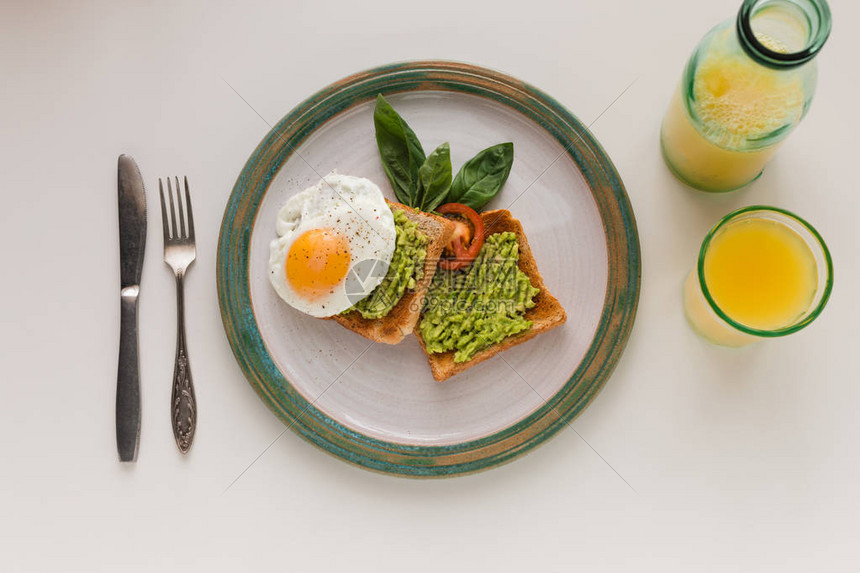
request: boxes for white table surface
[2,0,858,570]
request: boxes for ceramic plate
[218,61,640,477]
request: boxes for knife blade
[116,154,146,462]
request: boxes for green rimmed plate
[217,61,640,477]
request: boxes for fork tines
[158,176,195,242]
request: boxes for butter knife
[116,154,146,462]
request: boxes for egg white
[268,172,396,317]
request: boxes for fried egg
[268,172,396,317]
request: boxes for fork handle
[117,287,141,462]
[172,272,197,453]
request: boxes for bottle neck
[736,0,832,69]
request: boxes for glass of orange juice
[661,0,832,192]
[683,206,832,346]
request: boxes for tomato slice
[436,203,485,271]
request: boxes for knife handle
[116,286,141,462]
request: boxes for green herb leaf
[417,142,452,211]
[448,142,514,211]
[373,94,425,206]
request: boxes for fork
[159,176,197,454]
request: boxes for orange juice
[661,28,806,192]
[704,218,817,329]
[683,210,827,347]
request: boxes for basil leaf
[373,94,425,206]
[448,142,514,211]
[417,142,452,212]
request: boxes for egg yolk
[286,228,351,300]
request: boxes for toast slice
[331,200,456,344]
[415,209,567,382]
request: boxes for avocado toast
[415,209,567,382]
[332,200,455,344]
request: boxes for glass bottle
[661,0,832,193]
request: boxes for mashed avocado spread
[347,209,427,319]
[419,232,540,363]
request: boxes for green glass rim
[696,205,833,338]
[737,0,832,69]
[217,60,641,477]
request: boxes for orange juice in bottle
[661,0,831,192]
